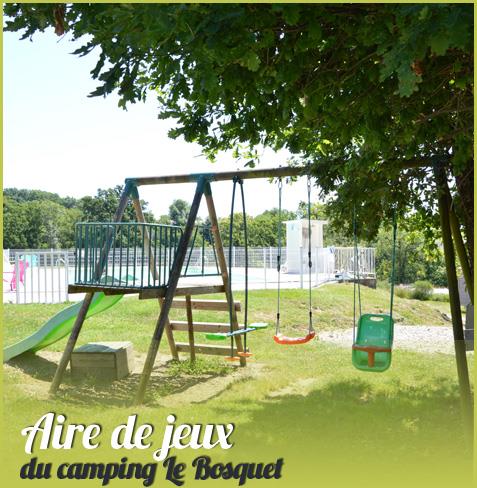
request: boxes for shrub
[411,280,434,301]
[430,293,450,302]
[395,286,411,299]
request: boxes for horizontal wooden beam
[68,285,140,295]
[127,166,306,186]
[139,285,225,300]
[170,321,244,333]
[69,284,226,298]
[170,299,241,312]
[175,342,248,357]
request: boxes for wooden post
[449,206,473,304]
[185,295,196,362]
[49,293,94,394]
[204,181,246,366]
[134,178,205,404]
[436,168,473,447]
[131,196,160,282]
[50,184,132,394]
[160,298,179,360]
[132,193,179,360]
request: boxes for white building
[284,220,328,273]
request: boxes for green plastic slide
[352,313,394,372]
[3,292,123,362]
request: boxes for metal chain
[238,178,248,352]
[389,208,398,319]
[275,178,283,335]
[228,177,238,357]
[307,175,314,333]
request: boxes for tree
[168,199,191,227]
[3,188,79,208]
[80,186,155,223]
[219,208,296,247]
[3,197,30,249]
[57,207,83,248]
[374,226,447,286]
[157,214,172,225]
[5,5,472,261]
[3,185,155,248]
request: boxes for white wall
[284,220,327,273]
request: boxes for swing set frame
[46,162,473,441]
[49,165,307,405]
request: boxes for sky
[4,30,320,219]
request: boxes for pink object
[3,259,29,291]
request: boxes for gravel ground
[319,325,460,355]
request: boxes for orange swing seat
[273,330,316,345]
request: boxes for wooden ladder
[162,295,247,361]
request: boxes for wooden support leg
[132,196,161,283]
[185,294,196,362]
[436,168,473,448]
[204,182,246,366]
[49,293,94,395]
[134,178,205,404]
[160,298,179,360]
[50,184,132,395]
[134,191,180,361]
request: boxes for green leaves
[4,3,473,249]
[239,52,261,72]
[429,35,450,56]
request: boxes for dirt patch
[319,325,458,355]
[4,350,263,406]
[159,362,264,407]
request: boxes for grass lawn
[3,283,473,486]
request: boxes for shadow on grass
[8,352,58,380]
[215,376,472,470]
[7,353,231,407]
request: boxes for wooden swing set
[49,165,307,404]
[47,161,473,442]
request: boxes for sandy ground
[319,325,466,355]
[4,349,265,406]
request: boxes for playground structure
[4,165,472,434]
[44,166,310,404]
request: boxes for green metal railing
[183,224,220,277]
[74,222,183,289]
[74,222,220,289]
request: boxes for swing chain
[307,175,313,269]
[276,177,283,333]
[306,174,314,333]
[228,176,250,357]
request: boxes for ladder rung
[170,321,245,333]
[170,299,241,312]
[175,343,247,357]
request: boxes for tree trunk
[453,160,473,270]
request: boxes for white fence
[3,250,71,304]
[3,247,375,304]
